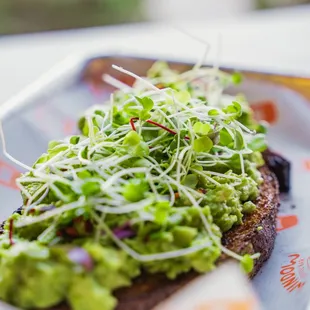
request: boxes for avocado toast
[0,61,280,310]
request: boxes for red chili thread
[9,219,15,246]
[130,117,139,131]
[130,118,190,140]
[145,119,178,135]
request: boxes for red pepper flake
[198,188,207,194]
[175,192,180,199]
[130,117,190,140]
[9,219,14,246]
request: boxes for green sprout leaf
[135,96,154,120]
[233,101,242,116]
[208,109,219,116]
[81,181,101,197]
[48,140,62,150]
[135,96,154,111]
[80,146,89,160]
[234,130,244,150]
[33,154,49,168]
[256,122,268,134]
[248,134,267,152]
[231,72,243,85]
[124,101,140,117]
[70,136,80,145]
[193,136,213,153]
[123,132,149,157]
[133,142,150,157]
[182,174,198,189]
[241,254,254,273]
[175,90,191,103]
[77,170,92,179]
[223,101,242,118]
[154,201,171,225]
[140,111,151,121]
[193,122,211,136]
[123,179,149,202]
[78,116,87,135]
[219,128,233,146]
[123,131,141,146]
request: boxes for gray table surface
[0,5,310,106]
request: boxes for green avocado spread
[0,61,267,309]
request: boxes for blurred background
[0,0,310,35]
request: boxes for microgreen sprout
[1,59,266,278]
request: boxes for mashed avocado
[0,61,267,310]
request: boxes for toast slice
[1,165,279,310]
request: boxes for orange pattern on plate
[195,299,255,310]
[0,161,20,190]
[304,160,310,171]
[251,100,278,124]
[277,215,298,232]
[280,253,307,293]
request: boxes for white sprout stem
[112,64,159,91]
[192,169,220,186]
[96,197,154,214]
[100,167,149,192]
[87,116,95,147]
[147,173,160,201]
[0,121,33,171]
[146,131,168,146]
[15,179,32,200]
[149,145,163,153]
[221,245,243,261]
[78,147,91,165]
[25,184,50,212]
[234,120,255,134]
[202,170,240,180]
[176,146,191,184]
[37,221,57,242]
[15,197,86,228]
[154,107,178,131]
[49,183,71,203]
[102,74,132,92]
[36,149,71,172]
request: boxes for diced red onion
[68,247,94,271]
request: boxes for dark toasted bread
[1,165,279,310]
